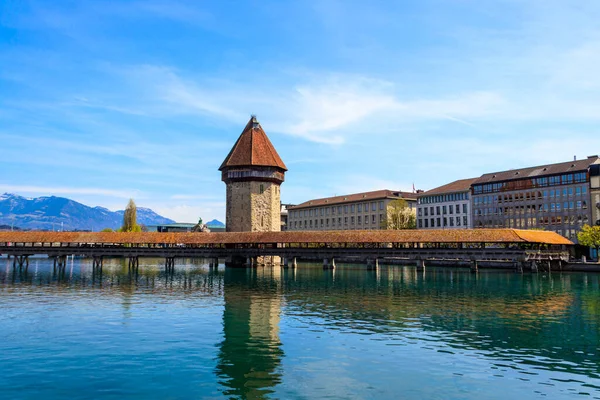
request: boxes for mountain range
[0,193,177,231]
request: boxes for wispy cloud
[0,185,139,199]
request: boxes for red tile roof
[419,178,479,196]
[0,229,572,245]
[289,190,417,210]
[219,116,287,171]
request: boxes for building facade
[590,163,600,228]
[417,178,477,229]
[287,190,416,231]
[471,156,599,242]
[220,116,287,233]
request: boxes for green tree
[101,228,114,232]
[121,199,142,232]
[578,224,600,260]
[383,199,417,230]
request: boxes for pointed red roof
[219,116,287,171]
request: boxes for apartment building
[471,156,599,242]
[287,190,416,231]
[417,178,478,229]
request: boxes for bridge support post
[165,257,175,273]
[531,261,538,273]
[470,260,478,273]
[246,257,257,268]
[323,258,335,270]
[14,255,29,269]
[416,259,425,271]
[366,259,378,271]
[292,257,297,269]
[128,256,139,272]
[282,257,289,268]
[92,256,103,271]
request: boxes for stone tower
[220,116,287,232]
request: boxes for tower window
[260,184,264,194]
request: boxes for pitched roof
[0,229,572,245]
[288,190,417,210]
[219,116,287,171]
[474,156,599,185]
[419,178,479,196]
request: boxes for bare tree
[383,199,416,230]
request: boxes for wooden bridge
[0,229,572,273]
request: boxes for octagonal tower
[220,116,287,232]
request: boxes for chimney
[574,155,577,161]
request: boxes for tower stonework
[220,116,287,233]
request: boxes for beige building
[471,156,599,242]
[220,116,287,232]
[287,190,416,231]
[417,178,478,229]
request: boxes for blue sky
[1,0,599,222]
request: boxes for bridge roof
[0,229,572,245]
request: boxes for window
[358,216,362,224]
[344,217,348,224]
[379,201,384,210]
[456,204,460,214]
[260,184,264,194]
[351,205,355,213]
[437,218,441,227]
[351,216,355,224]
[424,208,429,216]
[463,216,468,226]
[365,216,369,224]
[436,206,441,215]
[372,215,376,223]
[372,202,376,212]
[418,220,423,228]
[450,218,454,227]
[344,205,348,214]
[358,204,362,212]
[456,216,461,226]
[418,208,423,217]
[443,217,447,227]
[463,204,467,214]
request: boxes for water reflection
[1,258,600,398]
[217,268,283,398]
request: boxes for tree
[578,224,600,261]
[101,228,114,232]
[383,199,416,230]
[121,199,142,232]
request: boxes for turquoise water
[1,258,599,399]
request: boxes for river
[1,258,599,399]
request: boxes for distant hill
[0,193,175,231]
[206,219,225,227]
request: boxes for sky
[1,0,600,223]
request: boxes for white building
[417,178,478,229]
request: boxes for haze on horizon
[1,0,599,223]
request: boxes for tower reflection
[216,267,283,399]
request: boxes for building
[287,190,416,231]
[155,223,196,233]
[471,156,600,242]
[417,178,478,229]
[590,163,600,228]
[219,116,287,232]
[280,203,294,231]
